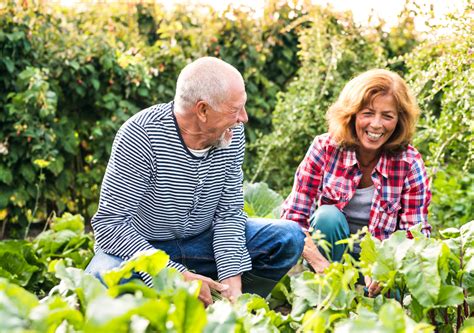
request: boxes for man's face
[206,81,248,148]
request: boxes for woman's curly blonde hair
[326,69,420,153]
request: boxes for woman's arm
[399,151,432,237]
[302,231,330,273]
[281,135,331,272]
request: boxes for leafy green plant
[408,3,473,175]
[0,212,92,296]
[334,299,434,333]
[0,240,42,288]
[33,213,94,269]
[267,221,473,332]
[0,205,472,332]
[243,182,283,218]
[429,167,474,233]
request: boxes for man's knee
[85,249,124,283]
[275,220,305,259]
[247,218,304,260]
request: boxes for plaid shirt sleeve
[399,152,432,237]
[281,135,327,230]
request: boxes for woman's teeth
[367,131,383,140]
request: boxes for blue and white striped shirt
[91,102,252,283]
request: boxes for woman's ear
[195,100,208,123]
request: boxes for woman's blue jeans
[310,205,352,262]
[85,218,305,297]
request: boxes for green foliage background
[0,0,472,237]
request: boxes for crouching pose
[86,57,305,306]
[281,69,431,297]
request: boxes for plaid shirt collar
[341,148,390,179]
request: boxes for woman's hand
[182,271,229,306]
[364,275,382,297]
[303,231,330,273]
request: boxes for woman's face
[355,94,398,156]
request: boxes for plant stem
[457,304,462,333]
[443,308,449,325]
[25,169,42,239]
[428,309,436,327]
[0,218,6,240]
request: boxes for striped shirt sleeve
[213,126,252,281]
[91,119,186,275]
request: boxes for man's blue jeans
[85,218,305,297]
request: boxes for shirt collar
[342,148,390,179]
[375,154,389,179]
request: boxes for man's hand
[303,231,330,273]
[364,276,382,298]
[220,275,242,303]
[182,271,228,307]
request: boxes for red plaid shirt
[281,133,431,240]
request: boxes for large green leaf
[436,285,464,307]
[268,274,292,309]
[167,289,207,333]
[0,165,13,185]
[29,295,84,332]
[152,268,199,298]
[0,240,42,287]
[102,250,169,288]
[0,278,39,331]
[84,294,169,332]
[205,298,281,333]
[243,182,283,218]
[290,271,329,317]
[302,309,345,333]
[400,239,442,308]
[460,317,474,333]
[372,231,412,289]
[460,221,474,293]
[235,293,269,315]
[204,301,240,333]
[52,261,106,311]
[34,230,83,256]
[359,232,379,276]
[50,212,85,233]
[334,301,434,333]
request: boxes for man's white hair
[174,57,242,112]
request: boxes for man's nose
[238,107,248,124]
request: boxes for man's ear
[195,100,208,123]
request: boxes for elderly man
[85,57,304,305]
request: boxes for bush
[429,167,474,235]
[406,3,473,231]
[250,6,386,194]
[408,3,473,173]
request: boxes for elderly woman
[281,69,431,297]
